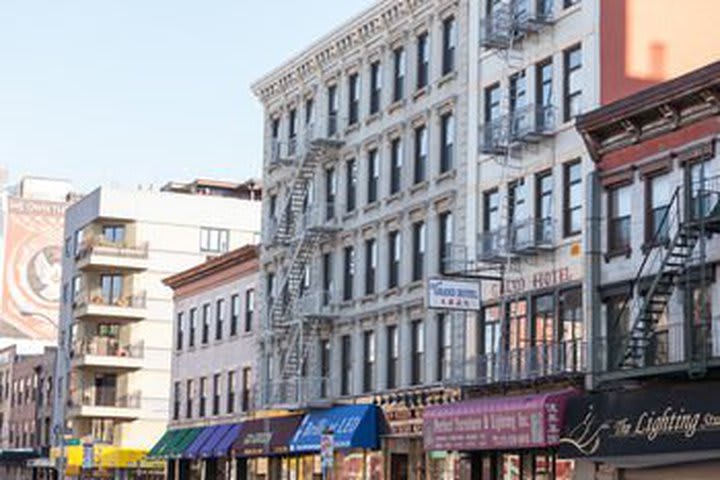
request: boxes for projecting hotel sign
[427,278,481,311]
[559,383,720,458]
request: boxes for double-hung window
[230,294,240,336]
[348,73,360,126]
[416,32,430,89]
[608,185,632,253]
[244,289,254,332]
[341,335,352,396]
[346,158,357,212]
[442,16,456,75]
[327,85,338,136]
[412,221,426,281]
[393,47,406,101]
[563,160,582,236]
[388,231,401,289]
[215,299,224,341]
[563,44,582,121]
[390,138,403,194]
[439,212,453,273]
[201,304,210,344]
[363,331,376,392]
[365,239,377,296]
[440,112,455,173]
[414,125,428,184]
[367,149,379,204]
[411,320,425,385]
[647,174,671,243]
[343,246,355,301]
[370,61,382,114]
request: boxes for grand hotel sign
[559,383,720,458]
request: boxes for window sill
[387,99,405,115]
[361,294,378,304]
[407,280,423,292]
[363,202,380,214]
[365,112,382,126]
[604,247,632,262]
[413,86,430,102]
[435,169,456,184]
[410,181,429,195]
[437,71,457,89]
[385,192,404,205]
[384,287,401,298]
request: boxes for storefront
[50,444,163,479]
[149,427,202,479]
[289,404,384,479]
[231,414,305,480]
[424,388,578,480]
[560,382,720,480]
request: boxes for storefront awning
[424,388,578,452]
[183,426,218,458]
[232,415,303,457]
[291,405,383,452]
[148,429,178,458]
[198,424,235,458]
[164,428,202,459]
[211,424,243,458]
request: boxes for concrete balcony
[73,291,148,323]
[76,237,149,272]
[68,388,142,421]
[71,338,144,372]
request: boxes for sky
[0,0,374,192]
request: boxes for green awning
[147,430,177,458]
[165,428,202,459]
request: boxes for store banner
[427,278,481,311]
[424,389,577,451]
[559,382,720,458]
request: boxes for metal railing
[476,340,586,385]
[72,338,144,359]
[269,115,343,167]
[74,290,147,309]
[266,376,332,406]
[509,217,555,253]
[509,104,556,141]
[77,236,149,261]
[296,290,337,318]
[480,0,554,49]
[72,388,141,409]
[479,117,508,155]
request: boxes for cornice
[251,0,457,105]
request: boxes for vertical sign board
[320,432,334,469]
[427,278,481,311]
[0,197,66,340]
[82,443,93,470]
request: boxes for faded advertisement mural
[0,197,66,340]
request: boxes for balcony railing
[508,217,555,253]
[481,1,554,49]
[509,104,556,141]
[77,236,149,261]
[74,290,147,310]
[476,340,586,385]
[71,388,141,409]
[72,338,144,359]
[269,115,343,167]
[296,290,337,318]
[265,376,331,407]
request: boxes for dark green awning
[165,428,202,459]
[147,430,177,458]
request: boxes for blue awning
[290,404,382,452]
[183,426,217,458]
[212,424,242,458]
[198,424,234,458]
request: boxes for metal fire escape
[611,173,720,373]
[266,119,342,406]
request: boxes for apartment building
[555,61,720,480]
[51,179,261,478]
[0,345,57,480]
[159,244,259,480]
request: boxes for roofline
[163,244,259,290]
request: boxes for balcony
[76,236,149,272]
[479,105,556,156]
[265,376,332,409]
[73,290,148,323]
[476,340,586,385]
[68,388,142,421]
[268,115,343,169]
[71,338,144,372]
[480,1,554,50]
[508,218,555,254]
[296,290,337,320]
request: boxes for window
[437,314,452,381]
[341,335,352,396]
[536,170,553,243]
[563,160,582,236]
[509,70,527,135]
[200,227,229,253]
[367,149,379,204]
[411,320,425,385]
[244,289,255,332]
[327,84,338,136]
[412,221,426,282]
[72,275,82,302]
[73,229,84,257]
[176,312,184,351]
[647,174,671,243]
[269,194,277,220]
[370,61,382,114]
[322,252,334,306]
[348,73,360,126]
[442,16,456,75]
[102,225,125,244]
[215,299,224,341]
[508,179,528,229]
[241,367,251,412]
[305,97,314,125]
[393,47,406,102]
[346,158,357,212]
[416,32,430,89]
[390,138,403,194]
[201,304,210,344]
[440,112,455,173]
[320,339,331,398]
[212,374,221,416]
[414,125,428,184]
[230,294,240,336]
[271,117,280,140]
[227,371,235,414]
[325,167,336,220]
[485,83,501,123]
[560,288,583,370]
[176,381,183,419]
[199,377,207,417]
[536,58,553,129]
[188,308,196,347]
[343,246,355,301]
[186,379,193,418]
[363,330,376,392]
[365,238,377,295]
[288,107,297,154]
[563,44,582,121]
[439,212,453,273]
[388,231,401,289]
[100,274,123,305]
[608,185,632,253]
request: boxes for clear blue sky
[0,0,373,191]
